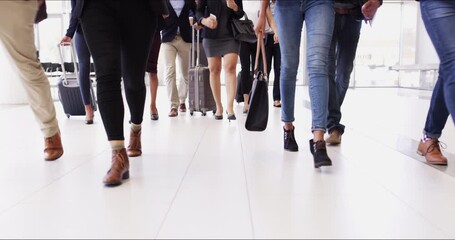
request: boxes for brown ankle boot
[127,129,142,157]
[417,138,448,165]
[44,131,63,161]
[103,148,130,186]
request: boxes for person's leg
[305,0,335,167]
[207,56,223,117]
[74,31,94,124]
[272,40,281,105]
[147,33,161,120]
[0,0,62,160]
[326,14,341,136]
[417,0,455,165]
[335,15,361,107]
[80,0,123,141]
[120,2,156,157]
[80,0,128,186]
[161,41,179,116]
[275,0,304,151]
[176,38,191,111]
[417,77,449,164]
[327,14,361,143]
[224,52,239,119]
[239,41,252,111]
[420,0,455,124]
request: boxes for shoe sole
[416,151,448,165]
[104,171,129,187]
[284,148,299,152]
[315,160,332,168]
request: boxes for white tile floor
[0,86,454,238]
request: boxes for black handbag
[245,38,268,131]
[231,13,257,43]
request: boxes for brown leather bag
[35,0,47,23]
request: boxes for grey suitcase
[57,43,97,118]
[188,27,216,116]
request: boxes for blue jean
[275,0,334,132]
[74,31,93,106]
[327,13,362,134]
[420,0,455,138]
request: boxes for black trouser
[80,0,157,141]
[265,33,281,101]
[239,41,257,95]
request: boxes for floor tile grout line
[237,117,256,239]
[0,148,110,217]
[154,120,212,239]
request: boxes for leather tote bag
[245,38,268,131]
[231,13,257,43]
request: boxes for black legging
[239,41,257,95]
[265,33,281,101]
[80,0,157,141]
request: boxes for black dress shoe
[283,127,298,152]
[309,139,332,168]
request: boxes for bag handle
[253,35,267,81]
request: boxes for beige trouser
[0,0,58,138]
[161,35,191,109]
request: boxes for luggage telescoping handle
[57,42,79,85]
[190,22,202,68]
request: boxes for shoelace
[427,140,447,154]
[284,130,294,141]
[45,137,54,146]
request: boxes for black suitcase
[57,43,97,118]
[188,27,216,116]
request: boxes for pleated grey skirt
[202,38,240,57]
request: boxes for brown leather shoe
[417,138,448,165]
[325,129,342,145]
[179,103,187,112]
[44,131,63,161]
[127,129,142,157]
[168,108,178,117]
[103,148,130,186]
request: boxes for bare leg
[208,56,223,116]
[149,72,158,114]
[223,53,238,115]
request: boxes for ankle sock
[110,140,125,151]
[131,123,142,133]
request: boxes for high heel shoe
[214,108,223,120]
[226,111,236,122]
[214,113,223,120]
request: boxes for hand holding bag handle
[245,36,269,131]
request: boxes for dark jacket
[73,0,169,19]
[196,0,244,39]
[161,0,196,43]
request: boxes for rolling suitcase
[57,43,97,118]
[188,27,216,116]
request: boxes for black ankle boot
[309,139,332,168]
[284,127,299,152]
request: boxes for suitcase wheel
[201,111,206,116]
[66,114,70,118]
[190,111,194,116]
